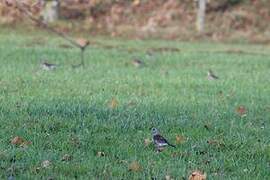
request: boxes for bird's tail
[168,143,176,148]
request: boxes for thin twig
[15,1,81,49]
[14,0,89,67]
[81,49,85,66]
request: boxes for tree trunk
[196,0,206,33]
[41,0,60,23]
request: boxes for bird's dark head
[151,127,159,136]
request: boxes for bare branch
[14,0,83,49]
[11,0,90,67]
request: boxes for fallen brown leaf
[108,98,118,109]
[11,136,24,145]
[128,161,141,172]
[188,170,207,180]
[236,106,247,117]
[144,138,151,147]
[176,135,185,144]
[11,136,31,147]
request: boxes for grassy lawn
[0,30,270,179]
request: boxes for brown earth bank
[1,0,270,43]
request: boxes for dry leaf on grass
[11,136,24,145]
[236,106,247,117]
[176,135,186,144]
[188,170,207,180]
[41,160,51,168]
[128,161,141,172]
[144,138,151,147]
[11,136,31,147]
[108,98,118,109]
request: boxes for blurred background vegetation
[1,0,270,42]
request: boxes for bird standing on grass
[131,58,144,68]
[207,69,219,80]
[151,128,176,152]
[41,62,57,71]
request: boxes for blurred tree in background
[1,0,269,42]
[41,0,60,23]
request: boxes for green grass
[0,30,270,179]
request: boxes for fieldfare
[41,62,57,71]
[207,69,219,80]
[131,58,144,68]
[151,128,176,152]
